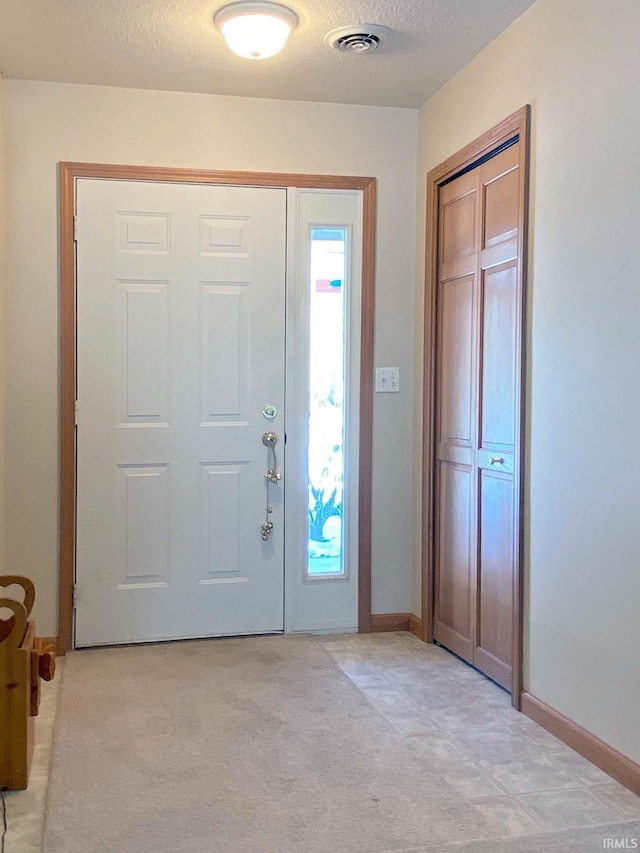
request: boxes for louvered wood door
[433,143,522,690]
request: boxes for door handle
[261,431,282,541]
[262,431,278,447]
[489,456,505,465]
[262,431,282,482]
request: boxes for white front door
[75,179,286,646]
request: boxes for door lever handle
[489,456,505,465]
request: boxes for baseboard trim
[370,613,410,632]
[370,613,426,638]
[521,692,640,796]
[408,614,424,640]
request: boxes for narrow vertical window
[307,227,347,577]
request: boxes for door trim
[58,162,377,653]
[420,106,530,707]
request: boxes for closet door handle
[489,456,505,465]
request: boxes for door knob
[262,431,278,448]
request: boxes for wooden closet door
[433,170,479,664]
[433,142,521,691]
[474,143,521,688]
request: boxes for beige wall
[2,80,417,635]
[414,0,640,761]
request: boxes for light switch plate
[375,367,400,393]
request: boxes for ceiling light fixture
[214,1,298,60]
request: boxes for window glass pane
[307,227,347,576]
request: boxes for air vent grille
[335,33,380,53]
[325,25,392,54]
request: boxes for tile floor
[319,633,640,843]
[4,634,639,852]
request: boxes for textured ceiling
[0,0,536,108]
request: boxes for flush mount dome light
[214,1,298,60]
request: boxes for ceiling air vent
[324,25,392,54]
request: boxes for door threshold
[75,630,285,651]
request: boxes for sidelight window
[307,227,347,577]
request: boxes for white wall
[414,0,640,762]
[3,80,417,635]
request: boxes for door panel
[118,282,170,424]
[439,275,475,445]
[483,165,519,248]
[200,286,245,420]
[440,173,478,283]
[480,263,518,450]
[433,140,522,689]
[434,170,479,666]
[475,470,515,689]
[199,464,244,579]
[76,179,287,646]
[117,464,170,585]
[476,144,520,685]
[434,462,474,660]
[441,194,476,262]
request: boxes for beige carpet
[43,635,496,853]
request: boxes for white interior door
[75,179,286,646]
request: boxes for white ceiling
[0,0,535,108]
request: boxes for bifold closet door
[433,143,522,691]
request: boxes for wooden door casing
[433,139,524,692]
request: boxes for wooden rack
[0,576,55,790]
